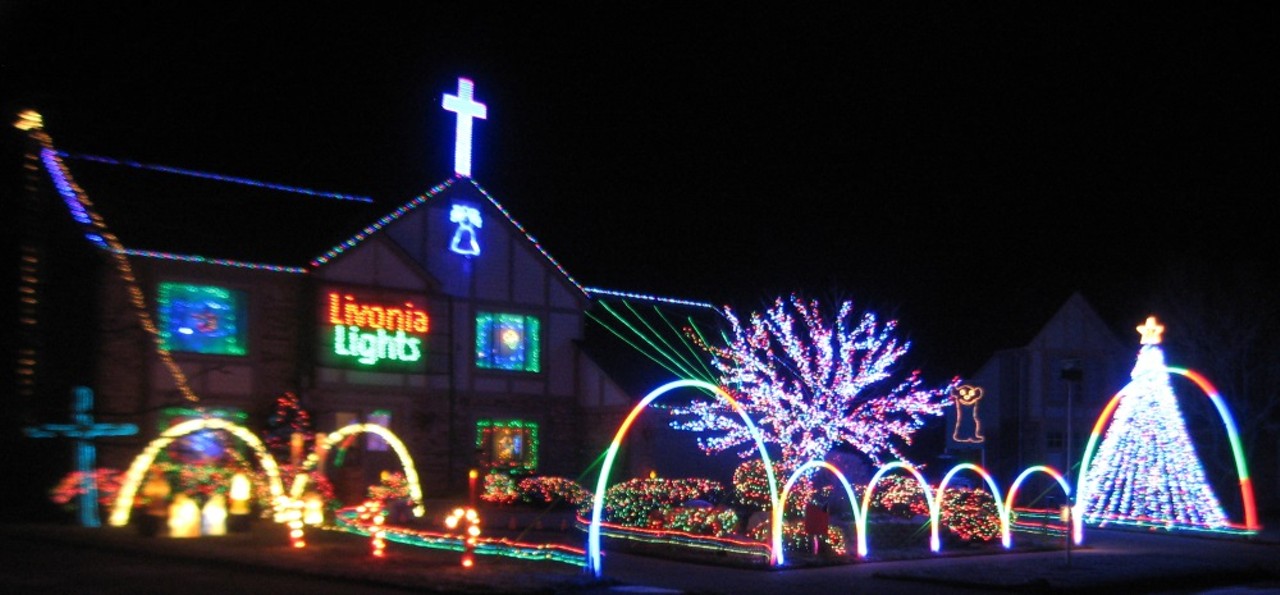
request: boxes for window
[367,409,391,452]
[475,312,541,372]
[157,282,248,356]
[476,419,539,473]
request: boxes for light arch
[108,418,285,527]
[773,460,863,565]
[934,463,1008,551]
[858,461,939,557]
[1074,366,1259,538]
[292,423,426,518]
[1003,465,1072,547]
[587,379,781,577]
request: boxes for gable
[312,234,436,291]
[1026,292,1124,352]
[378,178,586,307]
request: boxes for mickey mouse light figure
[951,385,985,443]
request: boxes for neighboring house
[949,292,1130,486]
[16,122,642,496]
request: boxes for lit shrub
[481,470,518,505]
[939,487,1001,543]
[661,505,740,537]
[865,474,929,519]
[517,476,591,507]
[49,469,122,511]
[593,477,725,528]
[748,519,847,556]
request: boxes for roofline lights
[58,151,375,203]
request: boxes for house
[12,82,647,499]
[948,292,1130,486]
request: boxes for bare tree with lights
[670,294,959,473]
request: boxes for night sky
[3,4,1277,378]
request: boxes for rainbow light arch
[773,461,863,565]
[587,379,780,577]
[1073,366,1259,539]
[859,461,940,556]
[1003,465,1072,547]
[292,423,426,518]
[108,418,285,527]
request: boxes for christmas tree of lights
[670,294,958,471]
[1081,316,1228,529]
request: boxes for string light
[117,248,306,274]
[23,387,138,527]
[309,179,455,266]
[1000,465,1072,547]
[31,128,202,403]
[1078,317,1229,532]
[292,423,425,518]
[669,294,958,470]
[950,385,986,444]
[475,420,540,473]
[1075,317,1259,537]
[475,313,540,373]
[109,418,285,528]
[588,379,780,576]
[589,517,772,561]
[584,287,718,310]
[57,151,374,203]
[333,508,586,567]
[467,179,587,296]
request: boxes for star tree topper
[1137,316,1165,345]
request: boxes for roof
[31,126,710,306]
[47,150,389,269]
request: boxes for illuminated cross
[442,77,488,178]
[1136,316,1165,345]
[24,387,138,527]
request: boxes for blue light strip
[44,148,307,274]
[42,149,92,226]
[584,287,718,310]
[310,178,456,266]
[57,151,375,203]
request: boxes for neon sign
[320,290,429,370]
